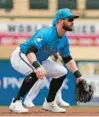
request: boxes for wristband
[32,61,41,69]
[73,70,82,78]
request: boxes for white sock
[56,87,62,101]
[25,79,45,102]
[56,79,67,101]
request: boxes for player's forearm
[66,59,78,73]
[66,59,83,83]
[27,52,37,65]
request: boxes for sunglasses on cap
[63,17,74,22]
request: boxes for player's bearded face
[62,19,74,31]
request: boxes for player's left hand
[76,79,94,103]
[76,76,83,84]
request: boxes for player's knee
[54,66,67,79]
[60,66,67,76]
[24,73,37,83]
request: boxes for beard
[62,22,73,31]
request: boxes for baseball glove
[76,79,93,103]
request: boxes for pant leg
[25,57,68,103]
[42,58,67,102]
[42,57,67,79]
[25,79,45,101]
[10,47,37,101]
[10,47,35,76]
[56,79,66,101]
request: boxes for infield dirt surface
[0,106,99,116]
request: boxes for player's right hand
[35,66,47,79]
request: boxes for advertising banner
[0,32,99,46]
[0,60,76,106]
[0,22,98,34]
[0,22,99,46]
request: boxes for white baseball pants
[10,47,67,79]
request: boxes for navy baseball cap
[52,8,79,26]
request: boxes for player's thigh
[42,57,67,78]
[10,47,34,75]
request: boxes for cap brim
[73,15,79,18]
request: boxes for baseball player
[24,54,70,107]
[9,8,83,113]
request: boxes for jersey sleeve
[59,36,70,57]
[31,36,45,50]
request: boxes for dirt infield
[0,106,99,116]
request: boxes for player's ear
[57,19,62,24]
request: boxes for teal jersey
[20,26,70,63]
